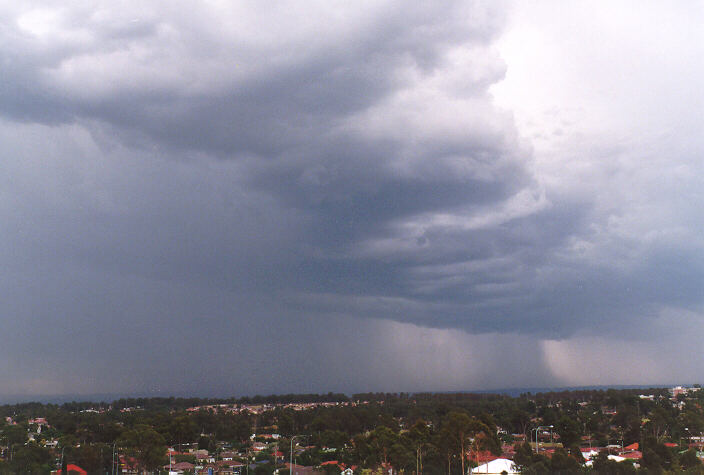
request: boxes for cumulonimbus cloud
[1,1,703,396]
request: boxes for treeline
[0,388,674,417]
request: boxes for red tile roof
[57,464,88,475]
[168,462,196,470]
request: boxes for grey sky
[1,1,702,398]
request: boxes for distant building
[164,461,195,474]
[671,386,687,398]
[670,386,701,398]
[251,442,267,452]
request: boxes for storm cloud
[1,1,703,398]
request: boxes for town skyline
[1,386,702,473]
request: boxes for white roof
[584,454,626,467]
[580,449,600,460]
[470,458,518,474]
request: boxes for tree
[512,442,535,470]
[2,424,28,446]
[508,408,531,437]
[441,412,472,475]
[70,444,102,473]
[198,435,216,451]
[168,415,198,450]
[568,443,584,464]
[315,430,349,449]
[641,435,676,471]
[680,449,701,469]
[547,448,580,474]
[388,441,415,472]
[278,411,295,436]
[254,462,275,475]
[645,407,673,441]
[367,426,397,465]
[407,420,431,475]
[118,424,167,472]
[640,448,663,472]
[555,415,581,448]
[6,443,53,474]
[521,460,550,475]
[441,412,492,475]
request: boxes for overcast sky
[1,1,703,399]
